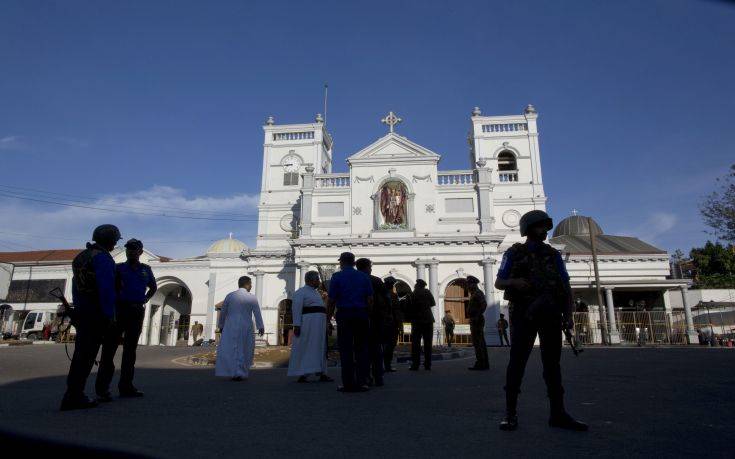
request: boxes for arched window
[497,151,517,171]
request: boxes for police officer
[96,238,156,401]
[60,224,121,411]
[382,276,403,372]
[356,258,390,387]
[408,279,435,371]
[495,210,587,431]
[466,275,489,371]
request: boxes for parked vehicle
[19,310,56,340]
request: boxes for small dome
[207,235,247,254]
[553,215,603,238]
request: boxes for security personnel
[466,275,489,370]
[495,210,587,431]
[96,238,156,401]
[408,279,435,371]
[61,224,121,411]
[382,276,402,372]
[356,258,390,387]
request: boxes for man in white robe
[215,275,264,381]
[287,271,333,383]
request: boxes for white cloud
[619,211,678,244]
[0,136,26,151]
[0,186,261,258]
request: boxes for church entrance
[278,299,293,346]
[148,282,192,346]
[444,279,470,324]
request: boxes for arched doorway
[278,299,293,346]
[444,279,470,324]
[148,281,192,346]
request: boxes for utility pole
[588,217,608,345]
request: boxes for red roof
[0,249,83,263]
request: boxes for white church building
[1,106,702,346]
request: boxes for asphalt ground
[0,344,732,458]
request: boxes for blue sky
[1,0,733,258]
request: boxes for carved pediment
[348,133,441,164]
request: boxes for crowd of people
[60,209,589,431]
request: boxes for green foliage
[689,241,735,288]
[700,164,735,242]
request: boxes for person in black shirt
[408,279,435,371]
[356,258,390,387]
[382,276,403,372]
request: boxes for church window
[283,172,299,186]
[497,151,517,171]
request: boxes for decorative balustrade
[273,131,315,141]
[498,172,519,183]
[481,123,527,133]
[315,173,350,188]
[437,171,476,186]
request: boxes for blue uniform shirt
[496,241,570,283]
[71,247,117,319]
[328,266,373,309]
[117,262,156,304]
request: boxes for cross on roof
[381,111,402,133]
[571,209,579,216]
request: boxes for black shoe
[337,385,370,393]
[409,366,419,371]
[60,395,98,412]
[119,388,145,397]
[549,412,588,431]
[231,377,243,382]
[318,374,334,382]
[96,392,114,403]
[499,414,518,431]
[297,375,309,383]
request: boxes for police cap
[92,224,122,245]
[124,238,144,250]
[519,210,553,237]
[466,275,481,284]
[338,252,355,265]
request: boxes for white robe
[215,288,264,378]
[287,285,327,376]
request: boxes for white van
[19,310,56,340]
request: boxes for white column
[604,287,621,344]
[415,260,427,282]
[680,285,698,344]
[140,303,153,345]
[205,272,218,340]
[426,259,440,324]
[481,258,501,346]
[150,305,163,346]
[295,262,310,291]
[253,270,266,307]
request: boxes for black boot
[500,390,519,431]
[549,398,588,431]
[60,394,98,411]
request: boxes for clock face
[282,155,301,173]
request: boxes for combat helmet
[519,210,553,237]
[92,224,122,246]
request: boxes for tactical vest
[72,244,106,302]
[503,242,567,307]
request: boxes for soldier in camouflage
[495,210,587,431]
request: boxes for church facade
[1,106,700,346]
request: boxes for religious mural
[379,180,408,229]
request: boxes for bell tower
[256,114,333,248]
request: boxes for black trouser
[96,304,145,394]
[383,325,399,369]
[499,329,510,346]
[410,322,433,369]
[504,308,564,414]
[470,317,489,366]
[336,309,370,388]
[65,312,109,400]
[368,321,384,384]
[445,327,454,346]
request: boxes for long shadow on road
[0,347,733,458]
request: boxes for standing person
[327,252,373,393]
[408,279,435,371]
[356,258,390,387]
[382,276,403,372]
[191,321,201,343]
[288,271,333,383]
[442,310,455,347]
[495,210,587,431]
[96,238,157,401]
[467,276,490,371]
[60,224,121,411]
[215,276,265,381]
[497,314,510,346]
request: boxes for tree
[700,164,735,242]
[689,241,735,288]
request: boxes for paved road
[0,344,732,458]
